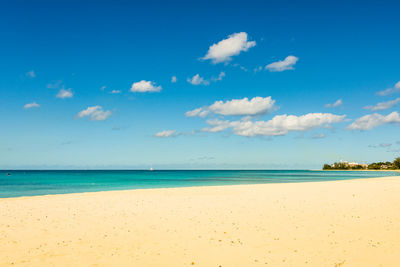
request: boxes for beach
[1,176,400,266]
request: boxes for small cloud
[211,71,226,82]
[155,130,178,138]
[61,141,72,146]
[363,98,400,111]
[130,80,162,93]
[76,106,112,121]
[202,32,256,64]
[187,72,226,85]
[112,125,129,131]
[185,107,210,118]
[380,143,392,147]
[254,66,263,73]
[347,111,400,130]
[232,63,248,72]
[100,86,106,91]
[325,99,343,108]
[187,74,210,85]
[311,133,326,139]
[47,80,63,89]
[56,88,73,99]
[190,156,215,161]
[387,148,400,153]
[171,76,177,83]
[110,90,121,94]
[26,70,36,78]
[265,55,299,72]
[24,102,40,109]
[376,81,400,96]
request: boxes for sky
[1,0,400,169]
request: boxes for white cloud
[56,89,73,99]
[187,74,210,85]
[186,96,276,117]
[202,32,256,64]
[346,111,400,130]
[24,102,40,109]
[155,130,178,138]
[364,98,400,111]
[376,81,400,96]
[26,70,36,78]
[210,96,276,116]
[265,55,299,72]
[110,90,121,94]
[325,99,343,108]
[202,113,345,137]
[171,76,177,83]
[187,72,226,85]
[185,108,210,118]
[100,86,106,91]
[76,106,112,121]
[130,80,161,93]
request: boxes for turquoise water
[0,170,398,198]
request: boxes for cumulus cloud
[171,76,177,83]
[26,70,36,78]
[325,99,343,108]
[76,106,112,121]
[187,74,210,85]
[265,55,298,72]
[210,97,276,116]
[186,96,276,117]
[110,90,121,94]
[202,113,345,137]
[24,102,40,109]
[56,88,73,99]
[130,80,161,92]
[376,81,400,96]
[202,32,256,64]
[363,98,400,111]
[346,111,400,130]
[155,130,178,138]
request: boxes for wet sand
[1,176,400,266]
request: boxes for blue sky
[1,0,400,169]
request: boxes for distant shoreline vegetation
[323,158,400,170]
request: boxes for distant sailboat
[149,167,154,171]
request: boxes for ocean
[0,170,398,198]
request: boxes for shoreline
[1,171,399,199]
[321,169,400,172]
[1,176,400,266]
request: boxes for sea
[0,170,398,198]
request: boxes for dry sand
[1,176,400,266]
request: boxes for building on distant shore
[330,161,368,169]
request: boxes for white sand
[1,176,400,266]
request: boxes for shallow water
[0,170,398,198]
